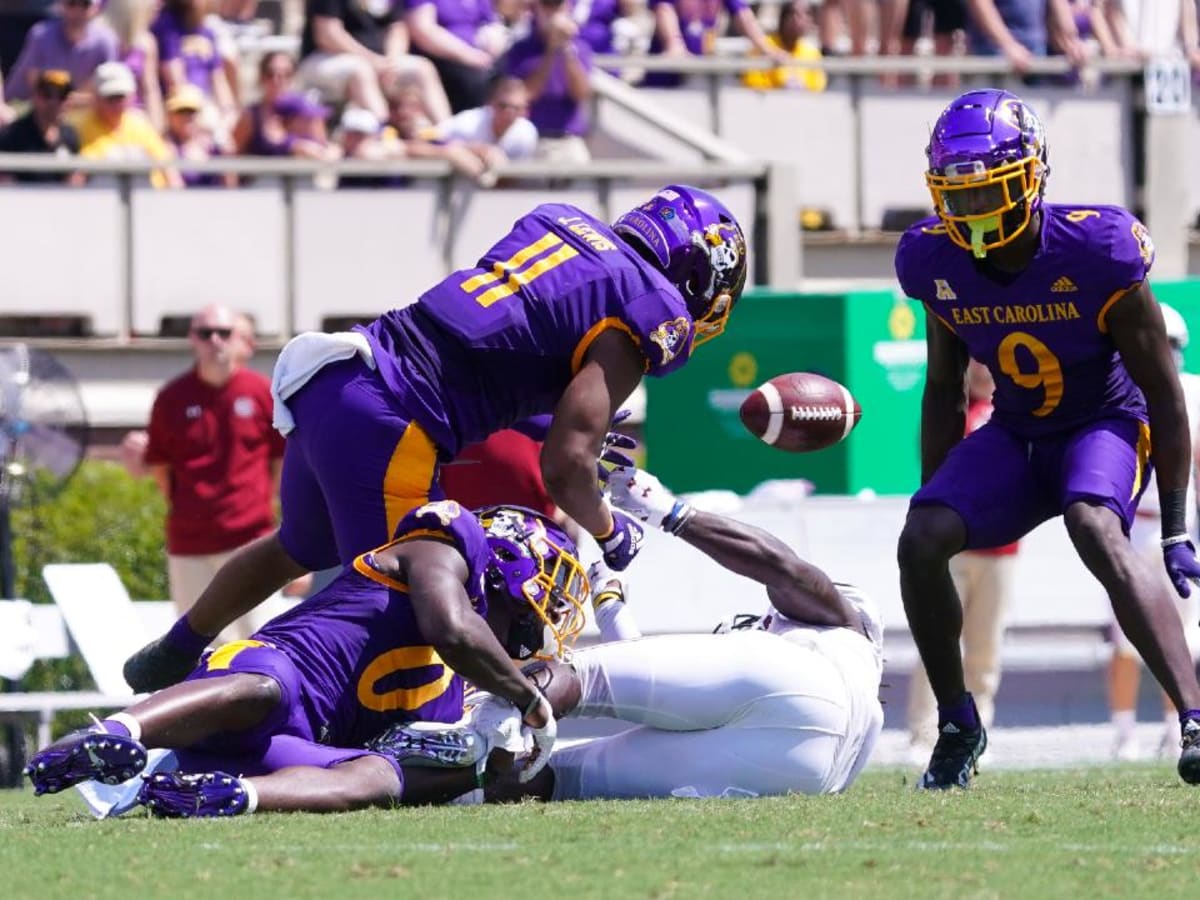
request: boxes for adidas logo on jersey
[1051,276,1078,293]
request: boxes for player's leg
[142,738,482,816]
[550,690,846,800]
[898,423,1049,788]
[568,630,827,730]
[25,643,294,795]
[1059,421,1200,716]
[960,554,1013,731]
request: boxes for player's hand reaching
[1163,537,1200,598]
[597,409,639,473]
[602,465,695,536]
[518,689,557,782]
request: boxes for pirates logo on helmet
[613,184,748,348]
[925,89,1050,259]
[476,505,589,660]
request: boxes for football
[739,372,862,452]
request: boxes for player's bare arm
[542,328,644,537]
[919,313,970,483]
[385,540,545,722]
[1107,282,1193,503]
[676,511,860,633]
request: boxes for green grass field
[3,766,1196,899]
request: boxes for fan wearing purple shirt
[407,0,509,112]
[506,0,592,162]
[6,0,117,102]
[151,0,238,136]
[894,88,1200,790]
[123,186,750,703]
[646,0,789,87]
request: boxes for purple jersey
[254,500,489,747]
[358,203,694,455]
[896,203,1154,438]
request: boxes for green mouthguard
[969,216,1001,258]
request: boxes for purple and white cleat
[23,727,147,796]
[137,771,251,818]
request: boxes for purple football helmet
[925,89,1049,258]
[613,185,748,347]
[476,505,589,659]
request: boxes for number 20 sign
[1144,58,1192,116]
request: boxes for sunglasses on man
[192,327,234,341]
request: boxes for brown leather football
[739,372,862,452]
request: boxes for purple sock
[100,719,131,738]
[164,615,214,658]
[1179,709,1200,726]
[938,692,979,729]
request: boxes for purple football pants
[277,356,444,571]
[912,416,1151,549]
[177,640,402,782]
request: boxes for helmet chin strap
[969,215,1001,258]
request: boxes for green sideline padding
[645,278,1200,496]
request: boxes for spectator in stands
[298,0,451,126]
[151,0,239,139]
[646,0,791,87]
[430,74,538,171]
[274,89,342,160]
[1109,304,1200,761]
[965,0,1086,73]
[120,305,301,645]
[384,80,506,185]
[741,0,826,91]
[573,0,619,53]
[0,1,57,78]
[232,49,296,156]
[1105,0,1200,69]
[338,104,414,187]
[889,0,967,87]
[74,60,184,188]
[906,361,1018,760]
[104,0,165,131]
[164,84,235,187]
[0,69,83,185]
[6,0,118,103]
[507,0,591,163]
[407,0,510,112]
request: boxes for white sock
[240,778,258,815]
[1112,709,1136,737]
[105,712,143,743]
[594,599,642,643]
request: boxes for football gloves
[601,465,695,536]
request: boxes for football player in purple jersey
[894,88,1200,789]
[25,504,589,817]
[123,185,748,698]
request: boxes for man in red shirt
[122,305,292,642]
[906,360,1019,758]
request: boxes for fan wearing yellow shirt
[73,61,183,189]
[742,0,826,92]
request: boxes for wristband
[1162,488,1189,541]
[662,499,695,536]
[522,688,547,720]
[592,588,623,608]
[1162,533,1192,549]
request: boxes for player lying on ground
[24,503,585,817]
[376,465,885,800]
[124,185,749,695]
[894,88,1200,789]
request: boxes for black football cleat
[1177,719,1200,785]
[917,720,988,790]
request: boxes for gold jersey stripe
[460,232,564,293]
[475,244,581,308]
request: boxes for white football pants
[550,630,852,799]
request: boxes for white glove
[587,560,625,608]
[464,692,527,754]
[604,465,694,535]
[517,691,557,783]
